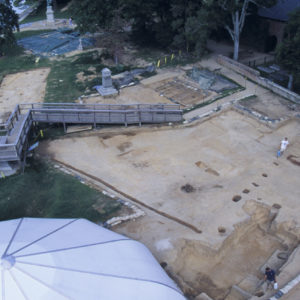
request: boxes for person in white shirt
[278,137,289,157]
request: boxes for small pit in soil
[262,173,268,177]
[181,184,195,193]
[218,226,226,234]
[242,189,250,194]
[252,182,259,187]
[232,195,242,202]
[272,203,282,209]
[255,291,264,297]
[287,155,300,166]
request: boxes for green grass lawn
[54,2,72,19]
[0,159,121,222]
[14,29,56,40]
[20,1,46,24]
[44,51,131,102]
[0,49,127,103]
[0,53,51,84]
[44,51,104,102]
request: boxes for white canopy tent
[0,218,186,300]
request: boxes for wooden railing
[0,103,183,162]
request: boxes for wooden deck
[0,103,183,162]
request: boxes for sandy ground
[40,110,300,244]
[0,68,50,121]
[38,109,300,298]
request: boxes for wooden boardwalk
[0,103,182,163]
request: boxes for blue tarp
[18,30,95,56]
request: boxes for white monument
[46,0,55,25]
[78,38,83,51]
[95,68,118,96]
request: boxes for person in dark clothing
[264,267,277,289]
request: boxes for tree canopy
[276,7,300,75]
[0,0,19,55]
[210,0,277,60]
[70,0,118,33]
[69,0,278,60]
[276,7,300,91]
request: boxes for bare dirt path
[0,68,50,121]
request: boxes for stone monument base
[95,85,118,97]
[46,6,55,24]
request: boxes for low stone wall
[217,55,300,104]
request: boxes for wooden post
[139,111,141,127]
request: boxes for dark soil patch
[242,189,250,194]
[273,162,279,166]
[232,195,242,202]
[272,203,282,209]
[255,291,264,297]
[205,168,220,176]
[287,155,300,166]
[122,132,136,137]
[181,184,195,193]
[117,142,132,152]
[218,226,226,234]
[252,182,259,187]
[213,184,223,189]
[101,134,113,140]
[262,173,268,177]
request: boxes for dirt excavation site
[1,55,300,300]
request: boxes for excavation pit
[272,203,282,209]
[181,184,195,193]
[232,195,242,202]
[39,108,300,300]
[255,291,265,297]
[218,226,226,234]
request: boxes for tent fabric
[0,218,186,300]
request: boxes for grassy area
[14,30,56,40]
[20,1,46,24]
[45,51,104,102]
[0,159,121,222]
[0,54,50,84]
[136,47,199,67]
[54,3,72,19]
[0,47,132,102]
[45,51,131,102]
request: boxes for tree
[171,0,217,55]
[214,0,276,60]
[120,0,174,47]
[70,0,118,33]
[276,8,300,91]
[0,0,19,55]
